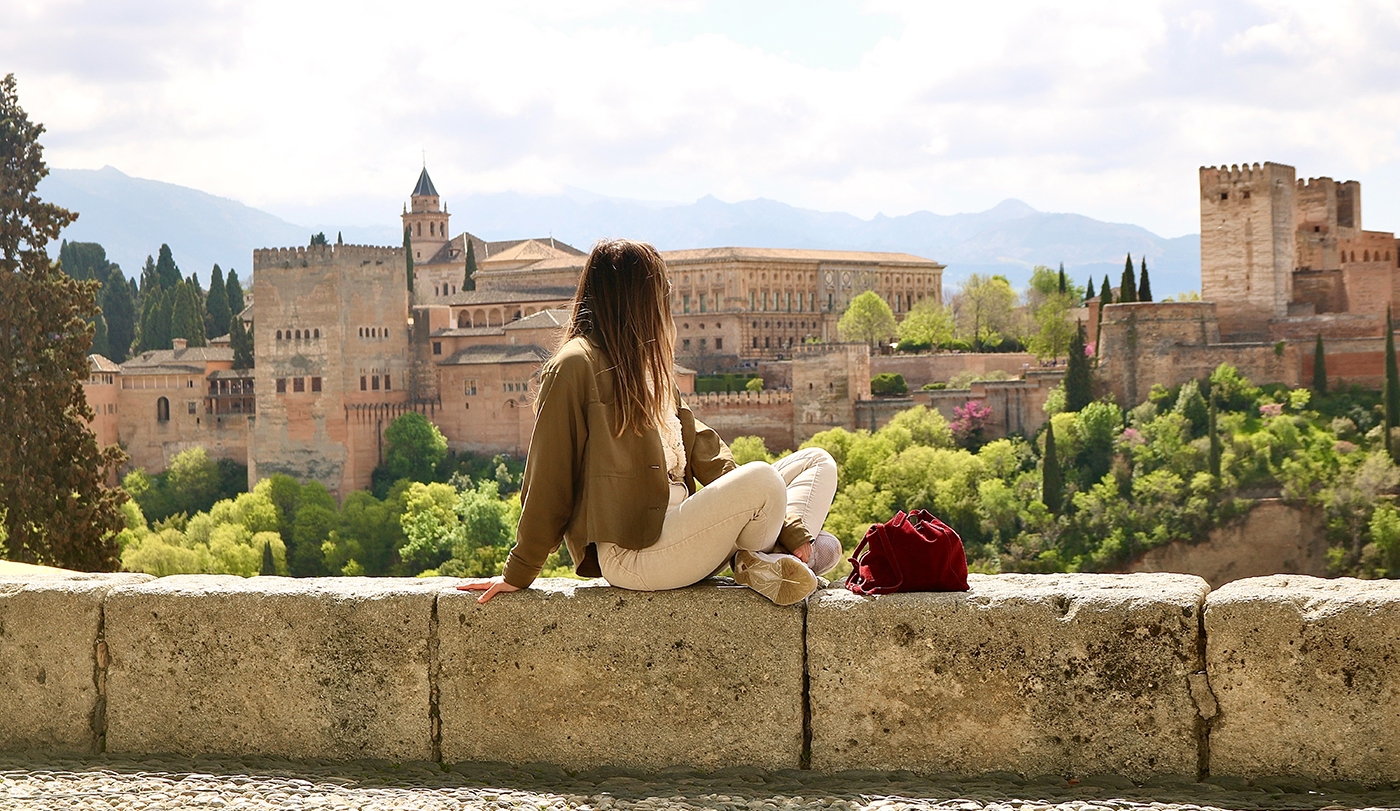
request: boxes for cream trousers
[596,447,838,591]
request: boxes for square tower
[1200,162,1297,340]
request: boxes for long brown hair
[561,238,676,435]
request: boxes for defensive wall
[856,371,1063,440]
[869,352,1040,390]
[5,570,1399,783]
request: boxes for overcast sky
[7,0,1400,238]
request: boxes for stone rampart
[4,571,1400,784]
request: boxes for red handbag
[845,509,969,594]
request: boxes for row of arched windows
[1349,249,1395,263]
[275,328,320,341]
[359,327,388,338]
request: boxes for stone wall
[869,352,1038,390]
[6,570,1399,783]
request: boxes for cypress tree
[1386,306,1399,460]
[1057,263,1066,295]
[464,239,477,291]
[138,254,158,302]
[155,287,174,349]
[170,281,202,346]
[336,231,343,245]
[100,266,136,362]
[1138,256,1153,302]
[1208,390,1222,478]
[206,264,230,338]
[1097,273,1113,342]
[1085,276,1095,302]
[230,316,254,369]
[155,244,180,291]
[404,228,414,293]
[1101,274,1114,306]
[1119,253,1137,303]
[1042,422,1063,515]
[1065,321,1093,412]
[91,313,110,359]
[1313,333,1327,394]
[225,269,245,317]
[260,541,276,575]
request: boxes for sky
[6,0,1400,239]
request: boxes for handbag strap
[868,520,906,594]
[845,534,873,593]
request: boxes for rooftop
[122,346,234,373]
[442,287,576,306]
[88,354,121,373]
[439,344,551,366]
[412,168,438,198]
[504,308,572,331]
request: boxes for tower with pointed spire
[402,167,450,265]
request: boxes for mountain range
[39,166,1201,297]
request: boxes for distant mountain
[39,166,308,281]
[40,166,1201,296]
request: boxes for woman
[459,238,840,606]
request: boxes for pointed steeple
[412,167,438,198]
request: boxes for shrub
[871,373,909,396]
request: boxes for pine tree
[404,228,414,293]
[1313,333,1328,394]
[230,316,254,369]
[1138,256,1153,302]
[1119,253,1137,303]
[260,541,276,575]
[1085,276,1095,302]
[155,243,180,291]
[1042,422,1063,515]
[225,269,245,317]
[1065,321,1093,412]
[0,73,126,570]
[1208,390,1222,478]
[464,239,477,291]
[1057,263,1066,295]
[1386,306,1399,460]
[206,264,230,338]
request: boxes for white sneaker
[810,531,843,576]
[731,550,819,606]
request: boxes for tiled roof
[429,326,506,338]
[442,287,576,306]
[503,308,571,330]
[420,233,587,268]
[412,168,438,197]
[660,247,942,266]
[439,344,551,366]
[88,355,121,373]
[121,346,233,373]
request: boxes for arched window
[430,222,435,236]
[156,397,169,422]
[313,329,320,339]
[458,312,469,328]
[276,330,282,340]
[417,223,422,237]
[295,329,301,340]
[1365,250,1371,262]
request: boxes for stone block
[438,578,804,770]
[808,573,1210,778]
[1205,575,1400,783]
[0,573,151,753]
[104,575,442,760]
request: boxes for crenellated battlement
[683,390,793,407]
[253,244,402,270]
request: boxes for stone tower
[1199,162,1297,340]
[401,168,450,265]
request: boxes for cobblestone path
[3,755,1398,810]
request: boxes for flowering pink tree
[951,400,993,449]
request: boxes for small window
[360,376,367,391]
[699,338,707,350]
[715,338,723,351]
[1243,191,1251,199]
[753,337,758,348]
[276,379,287,394]
[433,341,442,355]
[1221,192,1229,200]
[464,379,477,395]
[314,329,320,339]
[276,330,282,340]
[765,337,771,348]
[682,338,691,351]
[371,376,380,391]
[187,401,197,415]
[295,329,301,340]
[311,377,321,392]
[1315,226,1321,233]
[293,377,305,392]
[384,374,391,390]
[156,397,169,421]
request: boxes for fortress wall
[5,571,1400,783]
[870,352,1038,389]
[686,393,796,452]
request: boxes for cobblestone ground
[3,755,1399,811]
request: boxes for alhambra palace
[83,162,1400,497]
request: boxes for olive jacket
[501,336,812,589]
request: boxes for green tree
[1313,333,1327,394]
[138,254,158,301]
[1208,390,1221,478]
[1138,256,1153,302]
[404,228,414,293]
[91,312,110,358]
[58,241,112,282]
[206,264,230,338]
[171,280,206,347]
[100,265,136,362]
[259,541,276,575]
[1064,321,1093,412]
[745,376,763,392]
[155,286,174,349]
[953,273,1019,351]
[838,290,897,349]
[336,231,343,245]
[310,232,328,246]
[230,315,254,368]
[728,436,774,465]
[1057,263,1067,295]
[1085,276,1095,303]
[1042,422,1062,514]
[871,373,908,396]
[896,298,955,350]
[225,269,245,317]
[1097,273,1113,341]
[382,412,448,484]
[1030,294,1075,361]
[155,243,180,292]
[464,239,477,291]
[1119,253,1137,303]
[0,74,127,570]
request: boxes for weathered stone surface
[1206,575,1400,783]
[438,578,804,770]
[808,573,1210,778]
[0,573,151,753]
[104,575,442,760]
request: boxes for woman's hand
[791,541,812,565]
[456,576,521,604]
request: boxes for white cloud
[6,0,1400,240]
